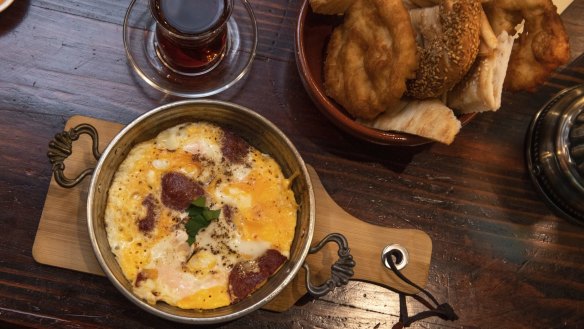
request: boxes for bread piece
[405,0,482,99]
[485,0,570,92]
[402,0,439,10]
[324,0,418,119]
[309,0,354,15]
[478,7,499,56]
[360,99,461,145]
[448,31,514,113]
[404,0,492,9]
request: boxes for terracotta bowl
[294,0,476,146]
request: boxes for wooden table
[1,1,583,328]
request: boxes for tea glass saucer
[123,0,258,98]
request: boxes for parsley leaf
[184,196,220,245]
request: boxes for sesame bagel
[406,0,481,99]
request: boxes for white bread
[447,31,514,113]
[478,7,499,55]
[360,99,461,145]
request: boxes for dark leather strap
[385,253,458,327]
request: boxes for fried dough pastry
[324,0,418,120]
[405,0,482,99]
[309,0,355,15]
[485,0,570,91]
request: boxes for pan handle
[47,123,101,188]
[303,233,355,297]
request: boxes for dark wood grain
[1,0,584,328]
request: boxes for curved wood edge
[32,115,433,313]
[263,165,432,312]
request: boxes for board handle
[47,123,101,188]
[303,233,356,297]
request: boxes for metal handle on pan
[47,123,101,188]
[303,233,356,297]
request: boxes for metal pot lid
[526,84,584,225]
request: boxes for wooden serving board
[33,115,432,312]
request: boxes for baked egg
[104,122,297,309]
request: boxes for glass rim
[149,0,235,40]
[123,0,258,98]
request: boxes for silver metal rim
[87,99,315,323]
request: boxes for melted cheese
[104,122,297,310]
